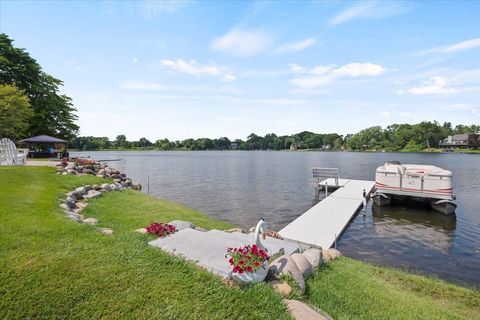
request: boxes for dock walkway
[279,179,375,249]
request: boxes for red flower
[246,266,253,273]
[229,258,234,265]
[238,260,245,265]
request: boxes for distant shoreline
[69,148,480,154]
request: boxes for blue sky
[1,1,479,140]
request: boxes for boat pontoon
[372,161,456,215]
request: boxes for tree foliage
[0,84,33,140]
[70,120,479,151]
[0,33,78,139]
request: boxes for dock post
[325,181,328,198]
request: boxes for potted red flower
[226,244,270,284]
[146,222,177,238]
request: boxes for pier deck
[279,179,375,249]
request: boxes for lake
[72,150,480,286]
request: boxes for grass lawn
[1,167,479,319]
[0,167,290,319]
[306,258,480,320]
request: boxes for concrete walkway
[149,228,303,278]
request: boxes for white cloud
[275,38,317,53]
[290,62,387,88]
[418,38,480,55]
[381,111,391,117]
[289,63,308,73]
[160,59,236,82]
[310,65,334,75]
[399,112,411,117]
[221,73,236,82]
[210,28,273,58]
[132,58,139,63]
[332,62,387,77]
[141,0,191,17]
[329,1,409,26]
[406,76,458,95]
[162,59,222,76]
[289,75,335,88]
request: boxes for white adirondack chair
[0,138,29,166]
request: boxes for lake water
[72,151,480,286]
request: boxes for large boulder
[302,248,323,269]
[65,211,83,223]
[291,253,313,278]
[83,190,103,200]
[101,183,112,191]
[270,280,292,298]
[65,196,77,209]
[323,248,342,262]
[284,300,329,320]
[132,182,142,191]
[269,255,305,293]
[169,220,195,231]
[71,187,86,200]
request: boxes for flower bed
[146,223,177,238]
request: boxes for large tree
[0,33,79,139]
[0,84,33,140]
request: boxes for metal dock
[279,178,375,249]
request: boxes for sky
[1,0,480,141]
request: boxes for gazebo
[17,135,69,159]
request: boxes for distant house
[439,134,479,149]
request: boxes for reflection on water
[371,204,456,253]
[72,151,480,286]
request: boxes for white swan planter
[231,219,270,285]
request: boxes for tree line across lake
[71,122,479,152]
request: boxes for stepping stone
[169,220,195,231]
[149,228,303,279]
[99,228,113,235]
[270,280,292,298]
[83,218,98,225]
[284,300,330,320]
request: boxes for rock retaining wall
[59,160,142,234]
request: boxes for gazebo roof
[18,135,69,144]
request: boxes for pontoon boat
[372,161,456,215]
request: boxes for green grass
[0,167,290,319]
[305,258,480,320]
[1,167,479,319]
